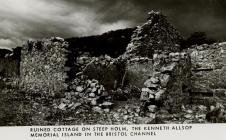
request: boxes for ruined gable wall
[125,11,183,59]
[122,11,190,112]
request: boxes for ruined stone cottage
[18,11,226,113]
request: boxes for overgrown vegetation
[180,32,217,50]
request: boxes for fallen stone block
[155,89,166,101]
[159,74,170,88]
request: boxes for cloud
[0,0,226,48]
[98,20,133,34]
[0,38,14,47]
[0,38,15,50]
[0,0,135,48]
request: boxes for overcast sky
[0,0,226,49]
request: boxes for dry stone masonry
[189,42,226,105]
[125,10,182,59]
[61,74,113,112]
[15,11,226,120]
[82,55,125,90]
[139,52,191,113]
[20,37,68,96]
[17,11,193,114]
[122,11,190,113]
[125,57,153,88]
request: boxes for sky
[0,0,226,49]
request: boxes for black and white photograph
[0,0,226,137]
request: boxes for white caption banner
[0,124,225,140]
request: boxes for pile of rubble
[112,105,141,124]
[64,52,130,112]
[75,53,93,72]
[56,74,113,113]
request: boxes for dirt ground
[2,87,224,126]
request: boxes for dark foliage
[0,47,21,77]
[65,27,135,58]
[0,49,12,57]
[65,28,135,80]
[180,32,217,50]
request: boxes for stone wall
[189,42,226,105]
[20,37,68,96]
[124,11,182,59]
[140,52,191,113]
[82,55,125,90]
[125,57,154,88]
[122,11,190,113]
[16,11,226,114]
